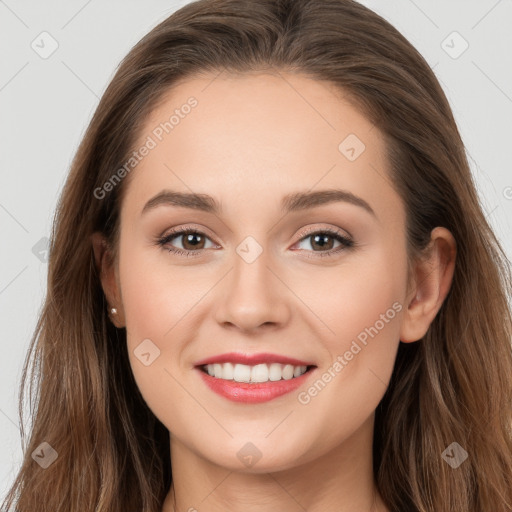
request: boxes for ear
[400,227,456,343]
[91,232,125,328]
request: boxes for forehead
[122,71,399,222]
[139,70,380,157]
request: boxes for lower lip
[196,367,316,403]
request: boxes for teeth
[251,364,269,383]
[233,363,251,383]
[205,362,308,382]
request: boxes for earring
[110,307,117,315]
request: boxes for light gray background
[1,0,511,500]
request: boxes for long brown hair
[3,1,512,510]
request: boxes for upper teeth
[205,363,308,383]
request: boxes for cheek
[116,243,192,410]
[293,240,407,356]
[322,273,403,398]
[326,243,407,376]
[294,244,407,440]
[116,239,227,432]
[119,240,203,343]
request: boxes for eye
[156,228,217,256]
[292,228,354,257]
[155,226,355,258]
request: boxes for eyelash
[155,227,355,259]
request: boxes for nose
[213,245,292,333]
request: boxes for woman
[3,0,511,511]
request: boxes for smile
[194,353,317,403]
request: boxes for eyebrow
[141,189,376,217]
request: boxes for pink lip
[196,366,316,403]
[194,352,315,367]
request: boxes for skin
[92,71,456,512]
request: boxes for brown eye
[181,232,206,250]
[157,228,217,255]
[295,230,353,253]
[310,233,335,251]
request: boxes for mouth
[194,352,317,403]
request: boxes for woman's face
[114,72,410,472]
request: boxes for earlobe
[400,227,456,343]
[90,232,125,327]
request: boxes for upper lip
[194,352,316,367]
